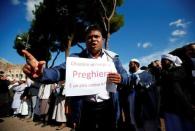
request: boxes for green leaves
[14,0,124,63]
[14,33,30,56]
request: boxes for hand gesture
[22,50,45,79]
[107,73,121,84]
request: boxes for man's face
[186,44,195,58]
[161,59,172,70]
[154,60,162,69]
[129,61,137,73]
[86,30,104,56]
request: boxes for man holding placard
[22,24,130,130]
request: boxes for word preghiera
[72,70,110,80]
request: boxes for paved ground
[0,116,71,131]
[0,104,166,131]
[0,116,166,131]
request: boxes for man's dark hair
[85,24,105,38]
[140,66,148,70]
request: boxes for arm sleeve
[113,57,130,86]
[37,62,66,84]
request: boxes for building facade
[0,58,25,81]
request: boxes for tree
[14,32,30,56]
[98,0,124,49]
[13,32,52,67]
[14,0,124,65]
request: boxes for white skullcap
[161,54,182,67]
[130,58,140,64]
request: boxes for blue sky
[0,0,195,70]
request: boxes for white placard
[63,57,117,96]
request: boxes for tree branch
[108,0,116,20]
[49,49,60,68]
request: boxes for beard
[129,68,136,73]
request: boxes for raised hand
[22,50,45,79]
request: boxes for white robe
[52,95,67,122]
[11,83,27,109]
[18,100,28,115]
[38,84,52,99]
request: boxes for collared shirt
[86,49,113,102]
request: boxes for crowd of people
[0,24,195,131]
[0,75,68,130]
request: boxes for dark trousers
[118,89,136,130]
[78,99,115,130]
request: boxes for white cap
[130,58,140,64]
[161,54,182,67]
